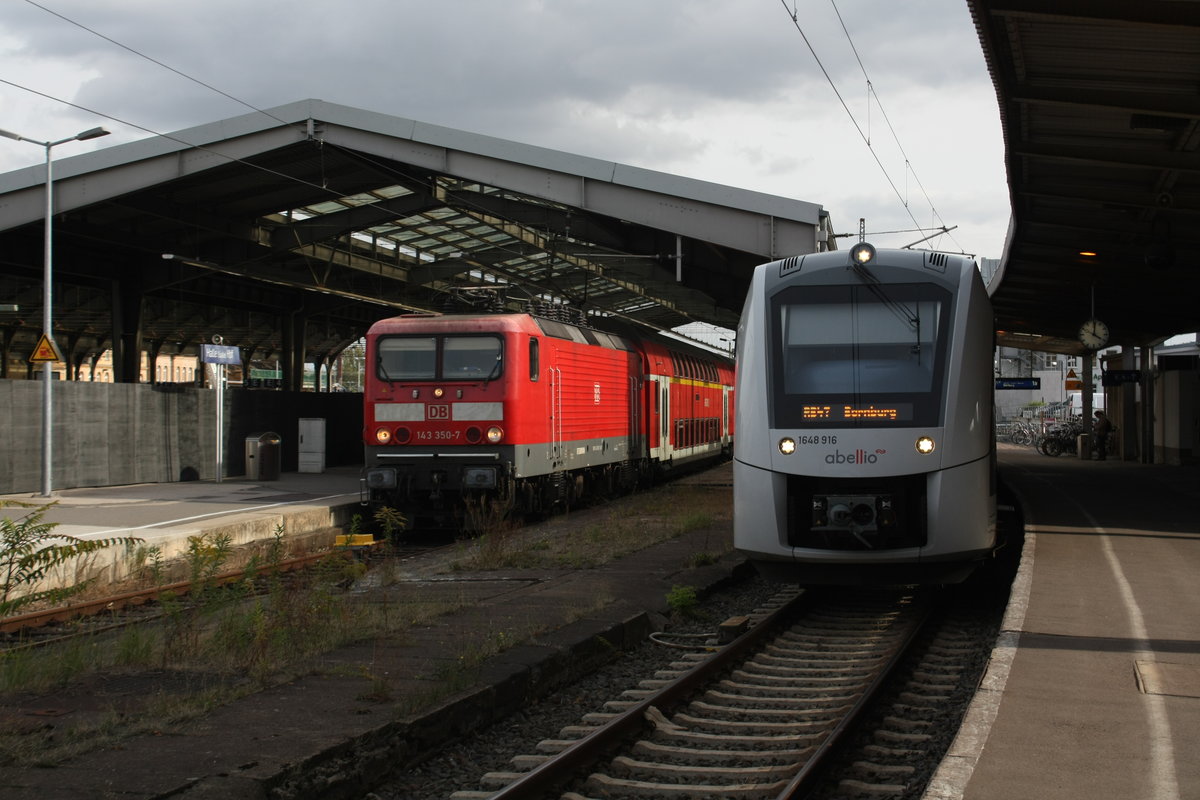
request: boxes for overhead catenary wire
[12,0,972,293]
[8,4,700,331]
[22,0,294,128]
[781,0,969,255]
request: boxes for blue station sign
[199,344,241,365]
[994,377,1041,390]
[1102,369,1140,387]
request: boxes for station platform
[2,452,1198,799]
[0,467,366,591]
[928,445,1200,800]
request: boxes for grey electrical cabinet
[298,417,326,473]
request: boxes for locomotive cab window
[771,283,951,428]
[377,335,503,381]
[377,336,436,380]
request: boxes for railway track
[450,587,933,800]
[0,539,448,651]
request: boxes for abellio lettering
[825,449,880,465]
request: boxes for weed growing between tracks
[0,526,466,768]
[0,479,733,769]
[0,500,141,616]
[449,483,731,571]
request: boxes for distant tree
[336,338,367,392]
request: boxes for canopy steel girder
[971,0,1200,353]
[0,100,825,374]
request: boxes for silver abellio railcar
[733,243,996,584]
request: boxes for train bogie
[733,243,996,585]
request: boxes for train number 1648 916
[796,435,838,445]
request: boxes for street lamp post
[0,125,110,496]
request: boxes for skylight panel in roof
[372,185,411,199]
[305,200,348,215]
[341,192,382,207]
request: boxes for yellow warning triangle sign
[1066,369,1078,378]
[29,333,64,363]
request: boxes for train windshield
[377,335,502,381]
[771,283,951,427]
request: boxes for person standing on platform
[1092,409,1113,460]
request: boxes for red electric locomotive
[361,302,734,530]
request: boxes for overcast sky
[0,0,1008,263]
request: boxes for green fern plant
[0,500,141,616]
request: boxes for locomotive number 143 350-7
[415,429,463,442]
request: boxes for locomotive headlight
[374,427,392,444]
[915,436,936,454]
[850,242,876,265]
[778,437,796,455]
[433,387,445,398]
[486,425,504,444]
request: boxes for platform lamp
[0,125,110,496]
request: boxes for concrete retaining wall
[0,380,363,494]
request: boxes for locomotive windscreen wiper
[377,354,397,383]
[850,262,923,357]
[483,356,502,383]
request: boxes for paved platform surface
[0,468,367,591]
[0,467,366,547]
[3,451,1198,799]
[927,445,1200,800]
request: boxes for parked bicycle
[1036,419,1087,457]
[996,419,1039,446]
[1009,420,1038,447]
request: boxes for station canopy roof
[971,1,1200,355]
[0,99,827,367]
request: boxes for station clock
[1077,318,1110,350]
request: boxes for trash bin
[1076,433,1091,460]
[245,432,281,480]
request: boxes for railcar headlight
[486,425,504,444]
[778,437,796,455]
[915,436,936,454]
[850,242,876,265]
[374,427,392,444]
